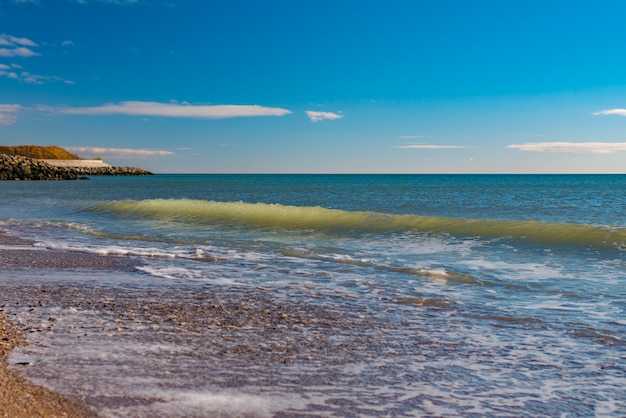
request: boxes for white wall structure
[41,159,112,168]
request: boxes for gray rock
[0,154,153,180]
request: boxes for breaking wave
[90,199,626,248]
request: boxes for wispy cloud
[508,142,626,154]
[0,34,74,83]
[0,63,19,80]
[64,146,174,158]
[305,110,343,122]
[0,34,37,47]
[0,67,74,84]
[0,34,39,57]
[0,104,22,126]
[394,144,470,149]
[592,108,626,117]
[19,72,75,84]
[0,46,39,57]
[57,101,292,119]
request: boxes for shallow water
[1,174,626,416]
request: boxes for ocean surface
[1,174,626,417]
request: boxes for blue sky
[2,0,626,173]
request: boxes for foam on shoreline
[0,232,138,417]
[0,310,99,417]
[2,228,625,417]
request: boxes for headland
[0,145,153,180]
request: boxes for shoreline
[0,231,385,416]
[0,233,138,417]
[0,311,98,417]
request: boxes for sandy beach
[0,311,98,418]
[0,234,102,417]
[0,232,381,416]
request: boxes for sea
[1,174,625,417]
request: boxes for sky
[2,0,626,173]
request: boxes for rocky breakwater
[65,165,153,176]
[0,154,154,180]
[0,154,78,180]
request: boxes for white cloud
[19,71,75,84]
[0,34,38,47]
[64,146,174,158]
[0,68,74,84]
[58,101,292,119]
[593,108,626,117]
[0,35,39,58]
[305,110,343,122]
[0,104,22,126]
[0,70,18,79]
[0,46,39,57]
[508,142,626,154]
[0,35,73,84]
[394,144,469,149]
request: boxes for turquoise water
[2,174,626,416]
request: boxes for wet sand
[0,311,98,417]
[0,233,136,417]
[0,282,382,416]
[0,232,386,416]
[0,233,101,417]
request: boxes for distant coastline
[0,145,153,180]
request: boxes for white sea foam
[461,258,568,280]
[33,241,182,258]
[3,176,626,416]
[135,265,201,280]
[102,390,304,418]
[7,275,626,417]
[0,244,46,251]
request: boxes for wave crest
[90,199,626,248]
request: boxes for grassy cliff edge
[0,145,81,160]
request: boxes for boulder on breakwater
[0,154,78,180]
[0,154,153,180]
[64,165,153,176]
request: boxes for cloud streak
[0,46,38,57]
[0,104,21,125]
[592,109,626,116]
[508,142,626,154]
[0,34,73,83]
[64,146,174,158]
[58,101,292,119]
[20,72,75,84]
[0,63,19,80]
[0,34,37,47]
[0,67,75,84]
[305,111,343,122]
[0,34,39,57]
